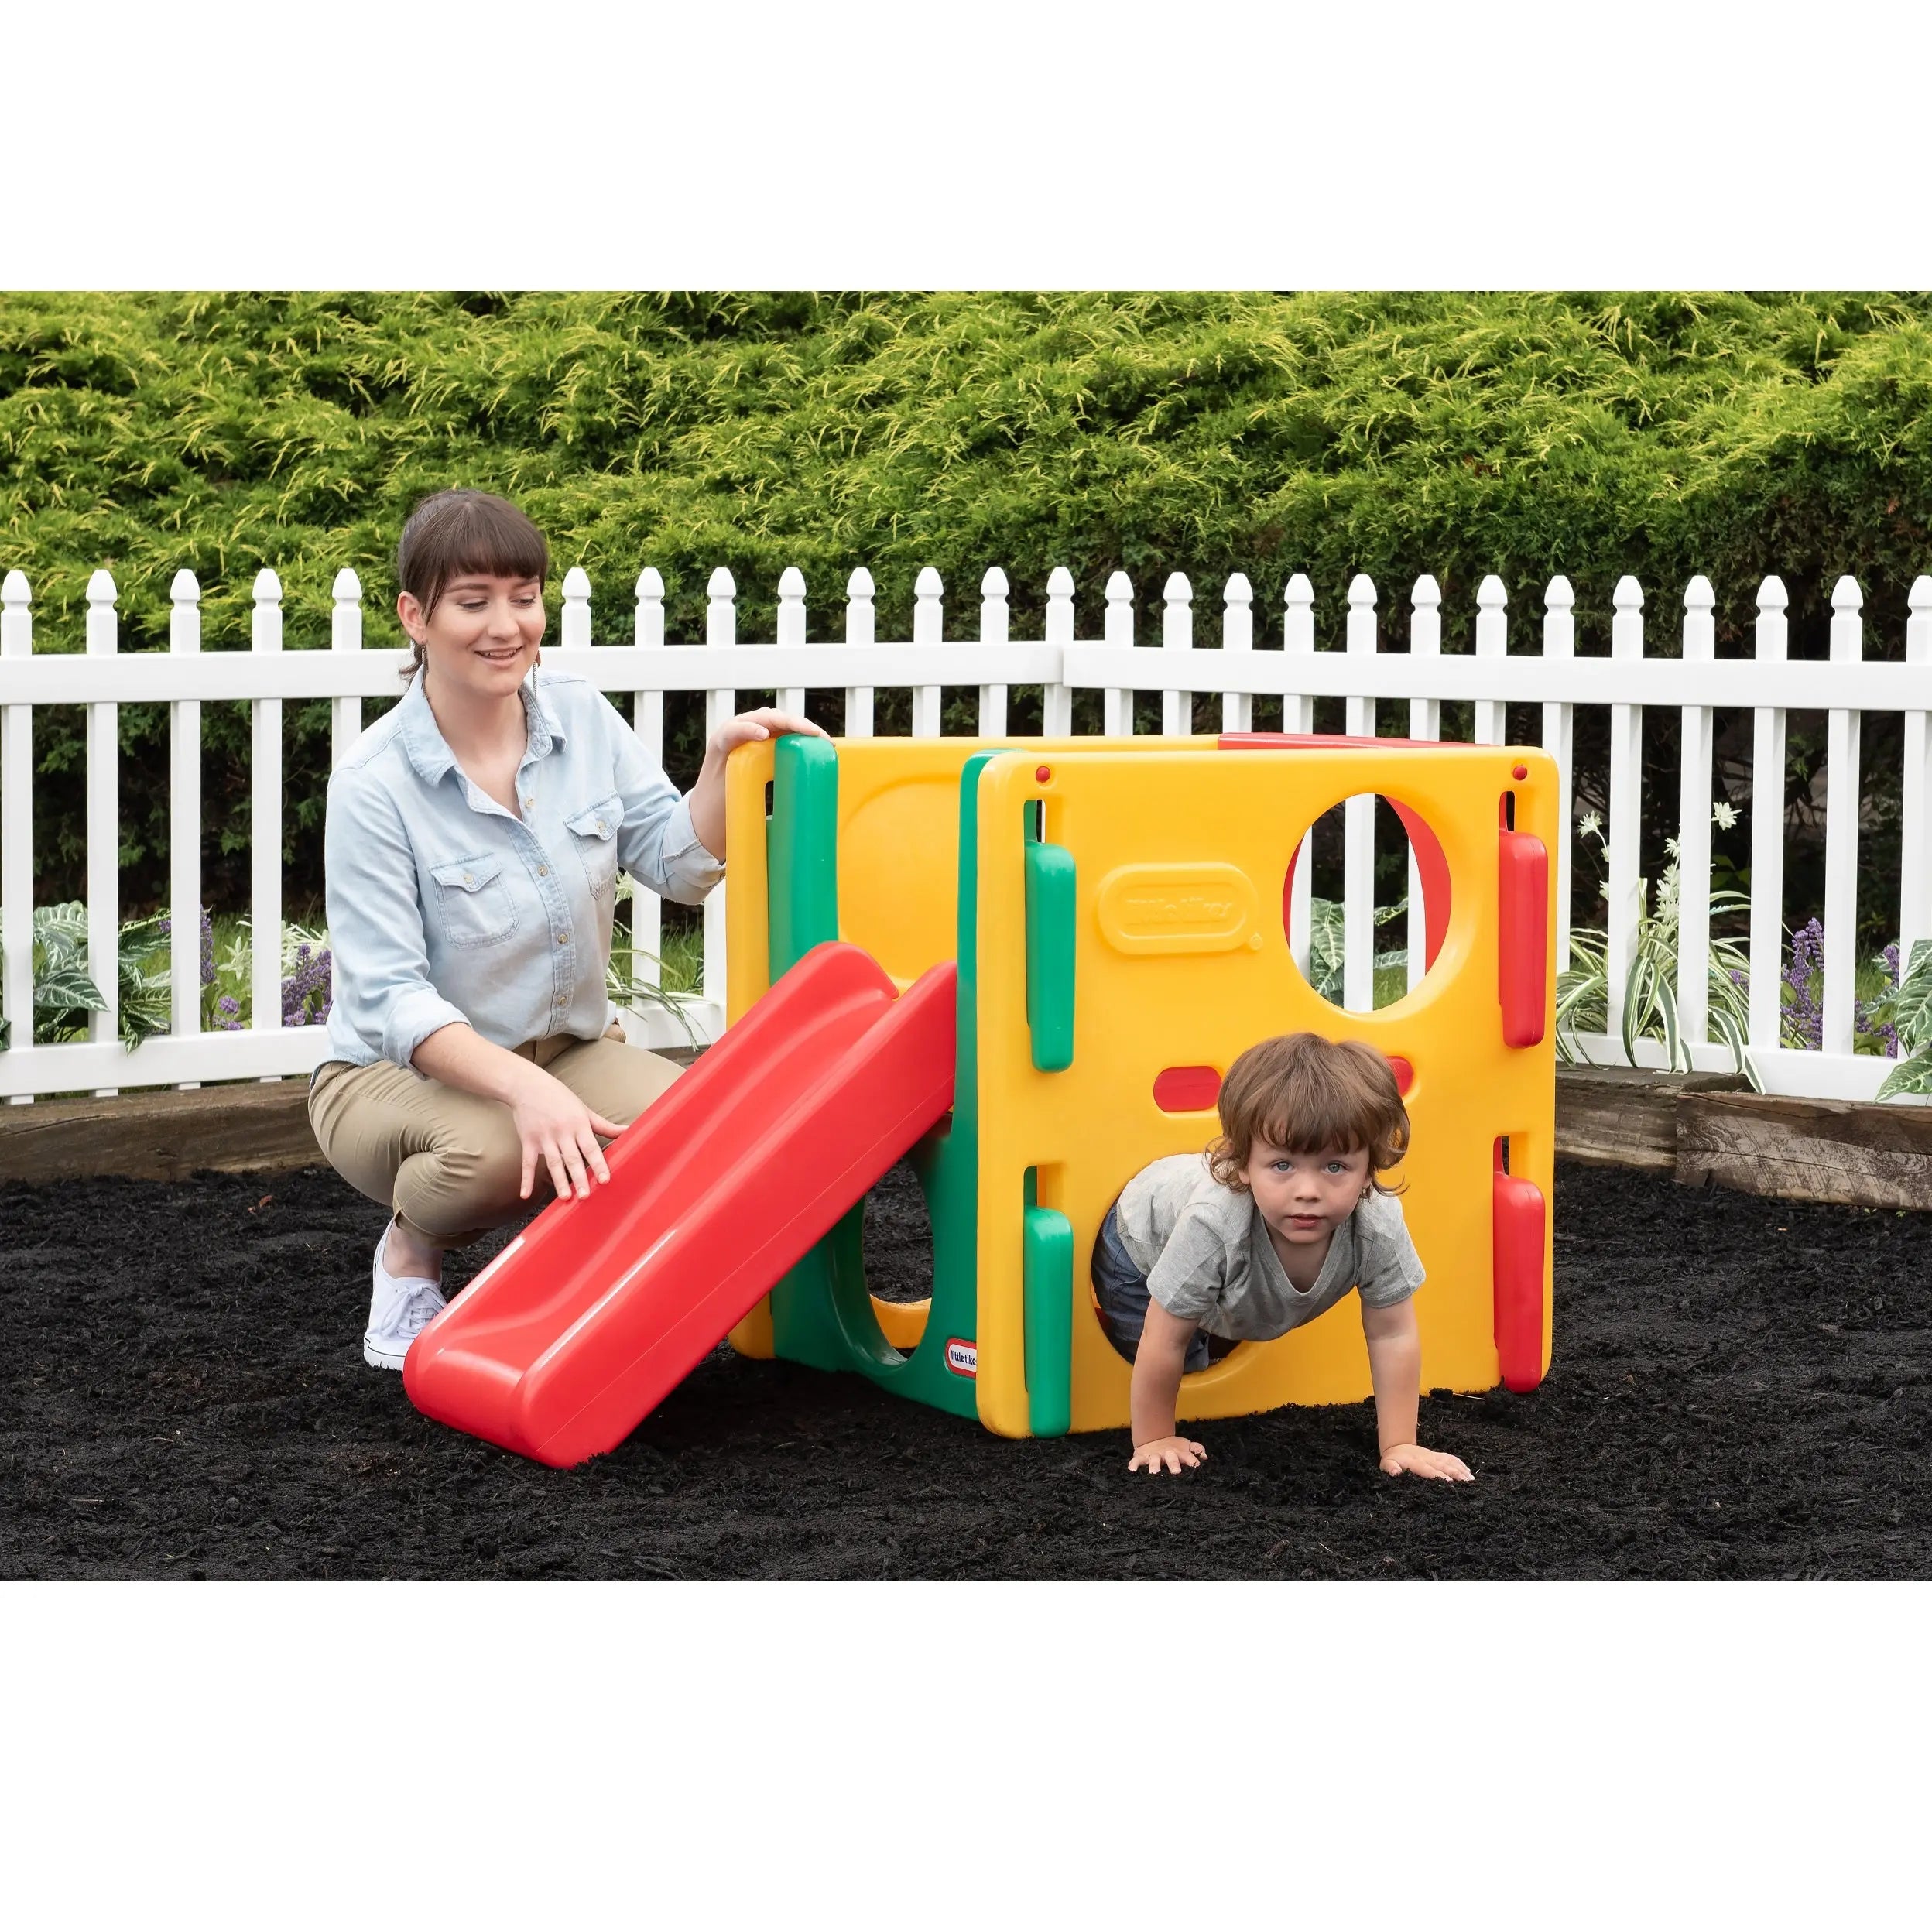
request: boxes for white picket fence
[2,560,1928,1106]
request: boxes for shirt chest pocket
[429,855,519,949]
[567,793,622,899]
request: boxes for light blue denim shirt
[321,666,722,1074]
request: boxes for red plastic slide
[404,943,957,1467]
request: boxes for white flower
[1711,800,1738,830]
[1577,810,1603,838]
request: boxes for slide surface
[404,943,957,1466]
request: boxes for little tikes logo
[945,1338,978,1378]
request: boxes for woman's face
[399,572,545,707]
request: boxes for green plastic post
[768,734,841,978]
[1025,838,1077,1071]
[1023,1202,1074,1437]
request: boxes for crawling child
[1092,1030,1474,1482]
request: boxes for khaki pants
[307,1025,683,1249]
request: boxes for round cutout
[1282,793,1449,1012]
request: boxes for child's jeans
[1091,1204,1211,1374]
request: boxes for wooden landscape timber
[1,1058,1925,1210]
[0,1046,707,1187]
[1557,1065,1932,1210]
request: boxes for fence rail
[2,560,1929,1107]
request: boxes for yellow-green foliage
[5,290,1931,911]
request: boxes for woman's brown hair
[396,489,550,680]
[1207,1033,1410,1192]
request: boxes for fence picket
[776,567,807,717]
[1605,576,1646,1040]
[1103,573,1135,737]
[1823,577,1864,1057]
[250,570,284,1067]
[1676,575,1717,1046]
[1407,575,1442,992]
[702,568,737,1009]
[978,568,1009,735]
[330,568,362,766]
[1904,577,1932,978]
[844,568,875,738]
[1220,574,1253,734]
[85,570,120,1091]
[632,568,666,999]
[1162,574,1191,737]
[170,570,204,1080]
[1283,574,1314,978]
[1,571,33,1098]
[1747,577,1790,1053]
[1343,575,1377,1010]
[1043,568,1075,735]
[912,568,944,737]
[1475,575,1508,746]
[1540,577,1576,971]
[560,566,592,653]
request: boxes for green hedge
[4,290,1930,930]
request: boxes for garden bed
[3,1157,1928,1580]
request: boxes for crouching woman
[308,489,820,1368]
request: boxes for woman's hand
[687,707,826,859]
[506,1061,625,1203]
[1379,1442,1474,1482]
[1128,1435,1209,1475]
[704,706,824,766]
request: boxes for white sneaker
[364,1225,447,1371]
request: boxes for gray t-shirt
[1112,1152,1425,1341]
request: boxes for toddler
[1092,1031,1474,1482]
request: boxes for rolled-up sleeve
[610,715,725,905]
[324,766,468,1074]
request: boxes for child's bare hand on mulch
[1128,1435,1208,1475]
[1379,1443,1475,1482]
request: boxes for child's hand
[1128,1435,1208,1475]
[1379,1442,1473,1482]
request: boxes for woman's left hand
[687,708,827,861]
[703,707,825,769]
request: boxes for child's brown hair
[1206,1033,1410,1193]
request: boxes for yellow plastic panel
[970,744,1557,1438]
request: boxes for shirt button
[555,933,569,947]
[524,796,536,810]
[463,873,474,886]
[536,864,549,877]
[596,820,608,835]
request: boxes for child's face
[1239,1138,1373,1247]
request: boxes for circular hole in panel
[1282,793,1450,1012]
[1089,1197,1241,1376]
[862,1156,933,1360]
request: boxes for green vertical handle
[1025,840,1076,1071]
[769,734,840,978]
[1023,1204,1074,1437]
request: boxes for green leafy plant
[1869,940,1932,1098]
[1303,895,1410,1009]
[0,902,173,1050]
[607,879,707,1046]
[1557,813,1761,1089]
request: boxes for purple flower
[215,995,243,1033]
[281,943,333,1028]
[1782,919,1824,1050]
[200,909,216,988]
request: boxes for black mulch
[3,1159,1928,1579]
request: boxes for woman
[308,489,821,1368]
